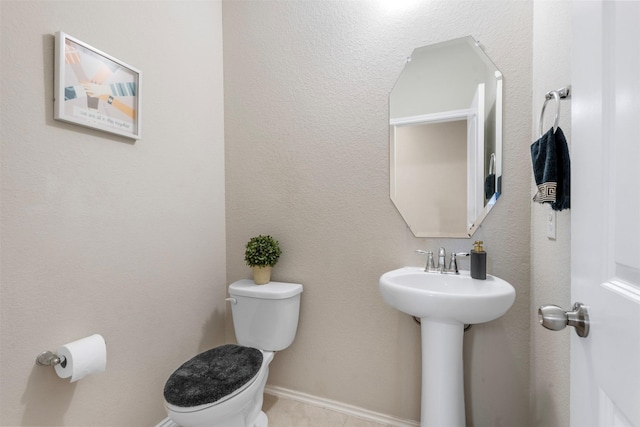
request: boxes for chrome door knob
[538,302,590,338]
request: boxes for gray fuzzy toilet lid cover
[163,344,263,407]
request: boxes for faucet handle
[427,252,435,270]
[448,252,470,274]
[415,250,435,271]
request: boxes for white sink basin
[379,266,515,324]
[379,266,516,427]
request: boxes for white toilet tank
[228,280,303,351]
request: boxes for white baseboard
[264,385,419,427]
[155,417,178,427]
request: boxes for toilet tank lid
[229,280,303,299]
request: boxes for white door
[571,1,640,426]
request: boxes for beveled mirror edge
[389,36,503,238]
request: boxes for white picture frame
[54,31,142,140]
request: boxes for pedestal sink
[379,267,515,427]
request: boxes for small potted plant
[244,235,282,285]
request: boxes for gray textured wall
[530,2,572,426]
[224,1,533,424]
[0,2,226,424]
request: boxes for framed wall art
[54,31,142,140]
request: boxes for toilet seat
[164,344,263,411]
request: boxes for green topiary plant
[244,235,282,268]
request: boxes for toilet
[163,279,303,427]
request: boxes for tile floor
[263,394,391,427]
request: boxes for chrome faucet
[415,249,435,271]
[415,248,469,274]
[448,252,470,274]
[437,247,446,273]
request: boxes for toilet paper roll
[54,334,107,382]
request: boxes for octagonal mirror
[389,36,502,238]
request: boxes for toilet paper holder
[35,350,66,367]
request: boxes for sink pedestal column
[420,319,465,427]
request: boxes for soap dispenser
[470,241,486,280]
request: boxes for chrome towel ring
[539,86,571,137]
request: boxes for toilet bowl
[163,280,303,427]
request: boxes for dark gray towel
[484,173,495,200]
[531,127,571,211]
